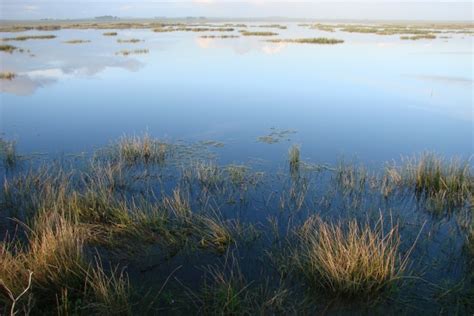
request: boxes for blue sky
[0,1,472,21]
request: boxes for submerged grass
[293,215,409,297]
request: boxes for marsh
[0,19,473,315]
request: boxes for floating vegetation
[1,35,56,41]
[117,38,141,43]
[257,128,297,144]
[266,37,344,44]
[115,49,149,56]
[0,44,17,53]
[400,34,437,40]
[200,140,225,148]
[240,31,278,36]
[64,39,91,44]
[0,72,15,80]
[293,215,411,297]
[103,32,118,36]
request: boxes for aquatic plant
[385,153,473,210]
[64,40,91,44]
[241,31,278,36]
[117,38,141,43]
[289,145,300,176]
[115,49,149,56]
[266,37,344,44]
[200,35,239,39]
[293,215,409,297]
[103,32,118,36]
[0,138,19,168]
[0,44,18,53]
[0,72,15,80]
[258,24,287,29]
[2,35,56,41]
[113,134,167,165]
[400,34,437,40]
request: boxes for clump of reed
[293,215,408,297]
[115,49,149,56]
[0,44,18,53]
[1,35,56,41]
[385,153,473,211]
[0,72,15,80]
[241,31,278,36]
[309,23,336,32]
[258,24,287,29]
[103,32,118,36]
[117,38,141,43]
[195,161,224,190]
[289,145,300,176]
[266,37,344,44]
[113,134,168,165]
[0,138,19,168]
[64,39,91,44]
[400,34,437,40]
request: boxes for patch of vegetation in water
[257,128,297,144]
[115,49,149,56]
[200,35,239,39]
[117,38,141,43]
[63,39,91,44]
[400,34,437,40]
[0,44,18,53]
[1,35,56,41]
[240,31,278,36]
[0,134,473,315]
[103,32,118,36]
[258,24,287,30]
[266,37,344,44]
[0,72,15,80]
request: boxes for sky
[0,1,472,21]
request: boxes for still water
[0,23,472,166]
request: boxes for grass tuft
[294,215,409,297]
[267,37,344,44]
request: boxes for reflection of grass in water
[115,49,149,56]
[400,34,437,40]
[64,39,91,44]
[0,72,15,80]
[117,38,141,43]
[0,44,17,53]
[2,35,56,41]
[266,37,344,44]
[103,32,118,36]
[241,31,278,36]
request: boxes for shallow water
[1,23,472,165]
[0,22,473,314]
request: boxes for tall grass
[0,138,19,168]
[288,145,300,176]
[386,153,473,210]
[294,215,409,297]
[114,134,168,165]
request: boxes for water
[0,23,473,314]
[1,24,472,165]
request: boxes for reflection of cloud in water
[194,36,287,55]
[407,74,473,85]
[1,58,143,96]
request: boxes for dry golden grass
[0,72,15,80]
[294,215,409,297]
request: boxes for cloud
[23,5,38,11]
